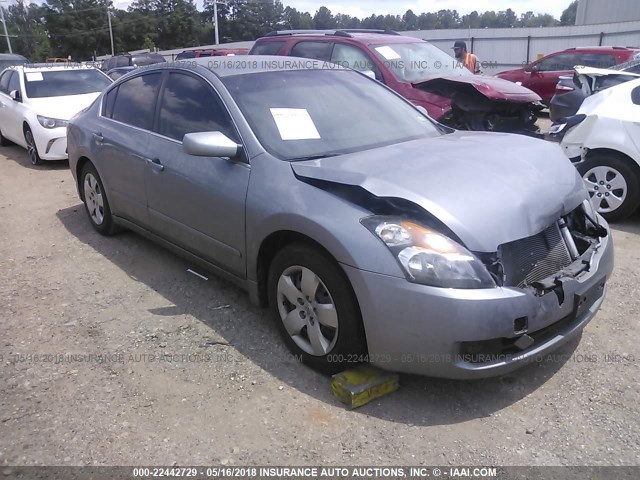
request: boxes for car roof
[138,56,350,78]
[260,29,423,45]
[0,53,28,60]
[13,63,97,72]
[564,46,640,52]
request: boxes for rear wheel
[578,152,640,222]
[267,244,366,374]
[80,162,118,235]
[24,127,41,165]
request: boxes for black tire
[267,243,367,375]
[24,126,41,165]
[0,128,10,146]
[577,152,640,222]
[79,162,119,235]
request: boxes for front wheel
[578,152,640,222]
[24,127,41,165]
[268,244,367,374]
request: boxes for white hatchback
[0,64,112,164]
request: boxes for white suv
[0,64,111,165]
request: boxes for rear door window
[290,41,333,61]
[156,72,238,143]
[111,73,162,130]
[537,54,580,72]
[576,53,616,69]
[251,41,285,55]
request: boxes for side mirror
[9,90,21,102]
[362,70,376,80]
[183,131,238,158]
[415,105,429,116]
[525,65,538,74]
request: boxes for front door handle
[147,157,164,172]
[92,132,104,143]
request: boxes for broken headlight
[362,217,496,289]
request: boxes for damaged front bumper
[342,220,613,379]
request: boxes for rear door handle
[92,132,104,143]
[147,157,164,172]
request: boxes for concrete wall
[576,0,640,26]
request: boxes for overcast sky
[106,0,573,19]
[282,1,572,19]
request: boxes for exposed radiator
[499,222,573,288]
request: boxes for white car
[557,77,640,221]
[0,64,112,165]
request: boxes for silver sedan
[67,57,614,379]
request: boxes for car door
[144,71,249,277]
[523,53,579,102]
[0,70,13,138]
[4,70,25,141]
[95,72,162,226]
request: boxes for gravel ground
[1,130,639,467]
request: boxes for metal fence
[403,20,640,73]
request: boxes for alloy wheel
[583,165,627,214]
[276,265,339,356]
[84,173,105,225]
[25,130,39,165]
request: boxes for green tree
[561,1,578,26]
[4,1,51,60]
[313,6,335,29]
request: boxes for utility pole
[213,1,227,45]
[107,10,114,56]
[0,4,12,54]
[213,1,219,45]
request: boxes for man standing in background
[453,40,482,74]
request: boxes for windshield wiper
[288,153,342,162]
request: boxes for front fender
[245,156,404,282]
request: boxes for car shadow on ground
[0,144,69,170]
[57,203,583,426]
[611,209,640,235]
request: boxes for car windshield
[24,69,111,98]
[369,42,473,83]
[222,69,440,160]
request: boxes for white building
[575,0,640,25]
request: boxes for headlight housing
[37,115,68,129]
[362,217,496,289]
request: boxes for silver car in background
[67,57,613,379]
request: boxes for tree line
[0,0,578,61]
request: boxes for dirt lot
[1,133,639,467]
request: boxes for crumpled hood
[25,93,100,120]
[292,132,586,252]
[414,74,542,102]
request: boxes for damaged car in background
[550,60,640,122]
[67,58,612,379]
[250,30,544,136]
[554,77,640,221]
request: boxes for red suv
[496,46,640,104]
[250,30,543,135]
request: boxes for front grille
[499,223,572,288]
